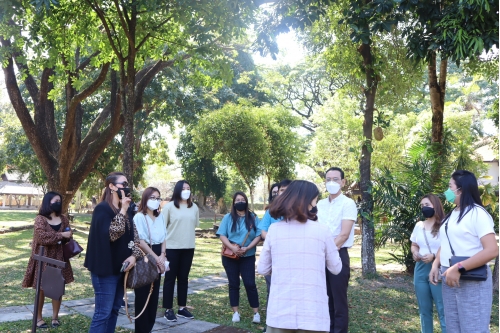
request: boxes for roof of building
[0,181,44,195]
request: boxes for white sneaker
[253,312,261,323]
[232,312,240,322]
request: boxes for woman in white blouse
[133,187,167,333]
[410,194,446,333]
[430,170,498,332]
[257,180,342,333]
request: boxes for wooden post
[31,246,66,332]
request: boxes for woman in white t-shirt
[430,170,498,333]
[133,187,167,333]
[410,194,446,333]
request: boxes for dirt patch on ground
[351,267,414,292]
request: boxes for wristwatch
[457,262,466,274]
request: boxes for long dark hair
[421,194,445,237]
[442,170,484,224]
[269,180,319,223]
[172,180,193,209]
[101,172,125,213]
[268,183,279,204]
[39,191,62,220]
[230,191,255,232]
[138,187,161,217]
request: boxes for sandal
[36,319,48,329]
[51,318,61,328]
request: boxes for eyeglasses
[113,182,129,188]
[149,196,162,201]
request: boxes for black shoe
[51,319,60,328]
[177,307,194,319]
[263,328,266,333]
[164,309,177,322]
[36,320,48,329]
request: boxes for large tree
[0,0,257,211]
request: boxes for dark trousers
[134,244,161,333]
[326,247,350,333]
[162,248,194,309]
[222,255,259,308]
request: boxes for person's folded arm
[334,219,355,249]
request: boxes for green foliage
[0,106,47,187]
[398,0,499,64]
[192,103,266,191]
[191,103,303,199]
[480,183,499,233]
[373,140,451,273]
[176,131,227,200]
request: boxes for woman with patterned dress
[22,191,74,329]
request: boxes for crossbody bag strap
[145,215,153,249]
[422,225,433,254]
[444,221,456,256]
[240,225,253,247]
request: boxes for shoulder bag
[63,238,84,261]
[124,216,160,323]
[445,221,487,281]
[221,225,252,260]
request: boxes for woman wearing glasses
[133,187,167,333]
[162,180,199,321]
[84,172,142,333]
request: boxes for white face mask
[326,181,341,195]
[147,199,160,211]
[181,190,191,200]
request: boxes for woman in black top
[84,172,142,333]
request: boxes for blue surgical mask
[444,188,457,204]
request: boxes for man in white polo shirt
[317,167,357,333]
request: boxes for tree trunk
[493,255,499,292]
[217,197,227,214]
[121,6,138,188]
[358,43,378,277]
[428,52,447,144]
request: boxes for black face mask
[309,205,318,214]
[421,206,435,218]
[50,202,62,214]
[234,202,247,212]
[116,187,131,199]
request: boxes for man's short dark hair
[325,167,345,179]
[279,179,293,189]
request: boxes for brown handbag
[221,227,252,260]
[63,239,84,261]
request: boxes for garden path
[0,273,233,332]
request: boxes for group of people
[411,170,498,333]
[22,168,497,333]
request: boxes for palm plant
[373,133,453,273]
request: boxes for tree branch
[85,0,124,60]
[76,51,101,72]
[113,0,133,46]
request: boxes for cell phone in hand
[120,261,130,272]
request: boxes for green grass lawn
[0,313,133,333]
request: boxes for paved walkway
[0,274,232,332]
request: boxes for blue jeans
[89,273,124,333]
